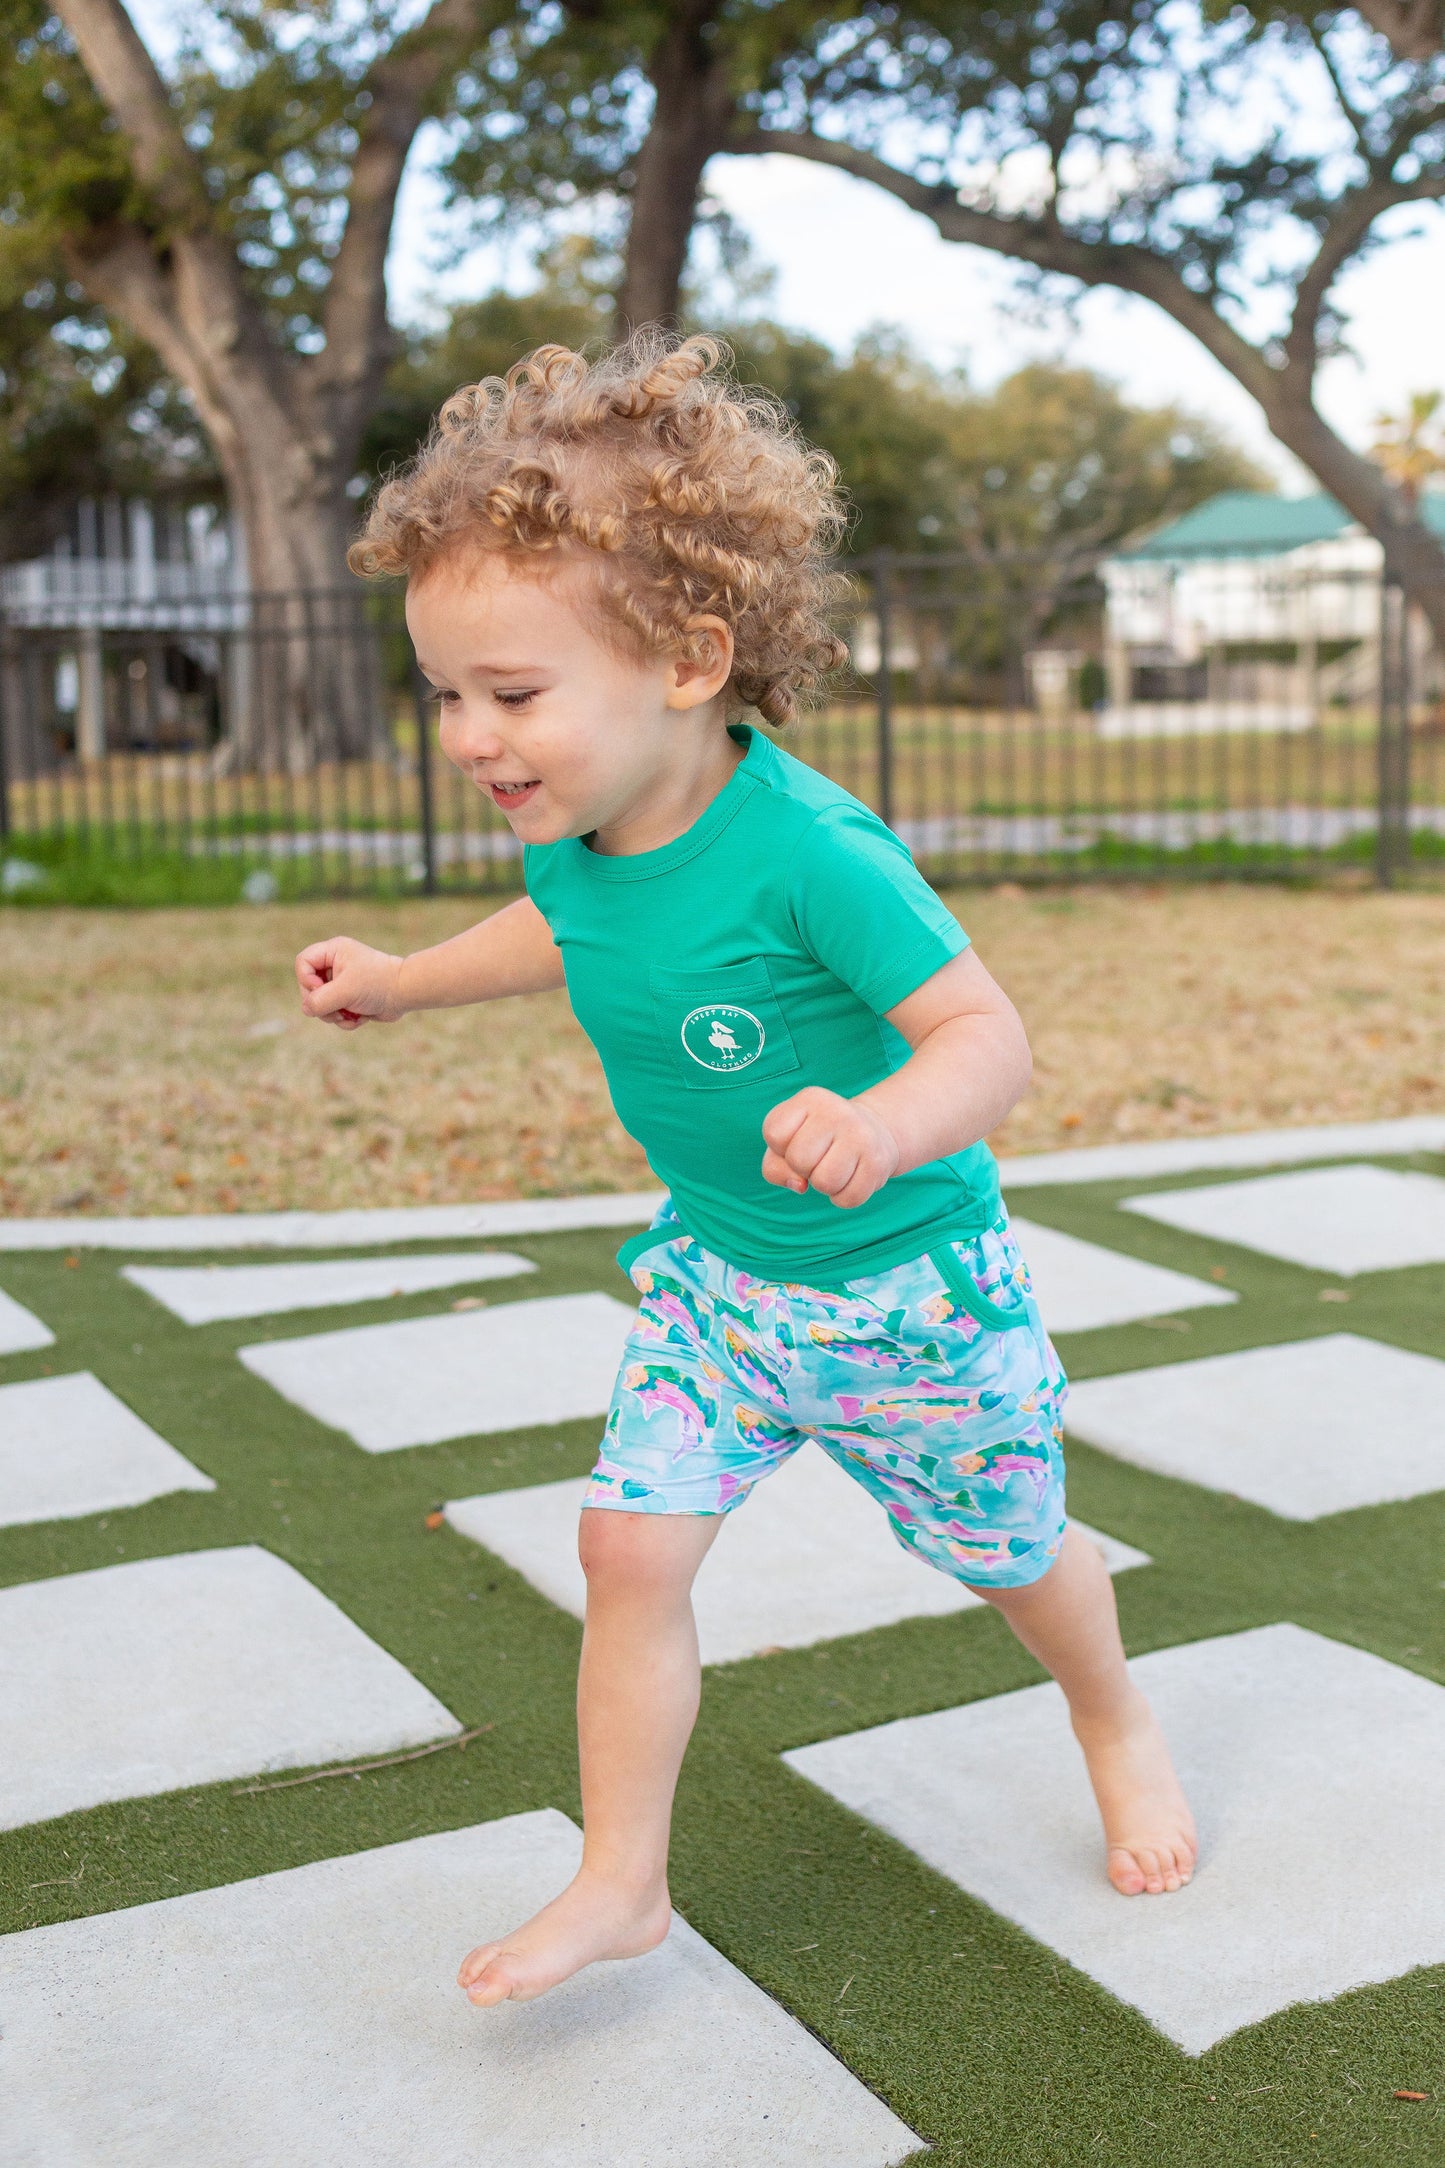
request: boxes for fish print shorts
[586,1199,1069,1590]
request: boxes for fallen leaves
[6,888,1445,1215]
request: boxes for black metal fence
[0,553,1440,904]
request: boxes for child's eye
[425,686,459,707]
[494,688,539,711]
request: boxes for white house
[1097,489,1445,736]
[0,498,245,762]
[0,497,244,631]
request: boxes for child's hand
[295,937,406,1030]
[761,1087,901,1209]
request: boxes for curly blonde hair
[349,333,849,726]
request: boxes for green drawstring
[927,1241,1033,1331]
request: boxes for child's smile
[488,778,541,811]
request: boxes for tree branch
[51,0,266,425]
[50,0,210,225]
[1350,0,1443,62]
[728,126,1445,639]
[1285,173,1445,380]
[728,128,1279,403]
[616,2,734,329]
[315,0,504,415]
[61,219,245,469]
[1306,18,1373,150]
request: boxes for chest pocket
[650,957,802,1092]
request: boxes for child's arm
[296,896,565,1031]
[761,949,1030,1207]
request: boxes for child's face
[406,553,728,844]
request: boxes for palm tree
[1371,392,1445,513]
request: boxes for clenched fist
[761,1086,901,1210]
[295,937,406,1030]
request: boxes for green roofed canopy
[1116,489,1445,563]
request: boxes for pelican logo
[680,1003,766,1072]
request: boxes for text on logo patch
[680,1003,766,1072]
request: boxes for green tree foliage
[0,4,133,260]
[439,2,857,327]
[725,1,1445,628]
[0,0,514,599]
[356,270,1262,568]
[3,0,1415,620]
[0,0,367,355]
[930,363,1267,565]
[442,1,1445,632]
[360,243,613,484]
[0,273,218,562]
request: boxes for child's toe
[1162,1836,1197,1888]
[463,1955,524,2007]
[457,1939,502,1991]
[1136,1848,1167,1893]
[1106,1845,1147,1896]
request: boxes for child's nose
[442,706,507,765]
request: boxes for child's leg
[976,1523,1197,1896]
[458,1507,722,2005]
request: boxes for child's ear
[666,615,734,709]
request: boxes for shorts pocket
[616,1224,683,1284]
[650,957,802,1092]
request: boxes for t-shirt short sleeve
[784,803,968,1014]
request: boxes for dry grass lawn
[3,886,1443,1219]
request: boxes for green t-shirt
[523,723,1001,1283]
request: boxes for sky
[387,148,1445,493]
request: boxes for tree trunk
[1256,390,1445,647]
[222,419,355,598]
[615,8,732,333]
[49,0,489,768]
[1351,0,1443,61]
[70,226,382,766]
[217,452,382,773]
[161,371,382,772]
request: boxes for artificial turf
[2,1162,1443,2166]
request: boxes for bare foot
[457,1870,673,2006]
[1072,1690,1198,1896]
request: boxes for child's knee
[578,1507,699,1600]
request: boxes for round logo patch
[680,1003,766,1073]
